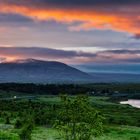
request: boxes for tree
[14,119,23,129]
[18,117,34,140]
[5,115,10,124]
[54,95,104,140]
[19,123,33,140]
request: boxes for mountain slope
[0,59,93,83]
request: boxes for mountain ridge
[0,59,93,83]
[1,59,140,83]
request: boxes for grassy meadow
[0,93,140,140]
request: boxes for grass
[89,96,117,106]
[32,127,61,140]
[0,124,19,140]
[100,126,140,140]
[38,96,111,105]
[38,96,61,104]
[1,123,140,140]
[0,132,19,140]
[32,125,140,140]
[0,95,140,140]
[0,90,31,98]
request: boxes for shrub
[54,95,104,140]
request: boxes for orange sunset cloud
[0,2,140,35]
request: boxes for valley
[0,84,140,140]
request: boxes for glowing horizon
[0,0,140,66]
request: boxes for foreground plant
[54,95,104,140]
[18,117,34,140]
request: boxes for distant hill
[89,72,140,83]
[0,59,94,83]
[0,59,140,83]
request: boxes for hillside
[0,59,93,83]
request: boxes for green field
[32,126,140,140]
[1,123,140,140]
[0,94,140,140]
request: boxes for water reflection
[120,100,140,108]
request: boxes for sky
[0,0,140,73]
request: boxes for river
[120,99,140,108]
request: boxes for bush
[19,122,33,140]
[54,95,104,140]
[15,119,23,129]
[5,116,10,124]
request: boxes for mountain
[0,59,94,83]
[1,59,139,83]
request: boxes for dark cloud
[121,58,140,63]
[133,34,140,39]
[0,47,97,59]
[3,0,140,6]
[104,49,140,54]
[1,0,140,13]
[0,13,32,23]
[28,0,140,7]
[0,47,140,64]
[0,13,33,28]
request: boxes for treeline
[86,83,140,93]
[0,83,90,95]
[0,83,140,96]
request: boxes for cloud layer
[0,0,140,35]
[0,46,140,64]
[0,0,140,66]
